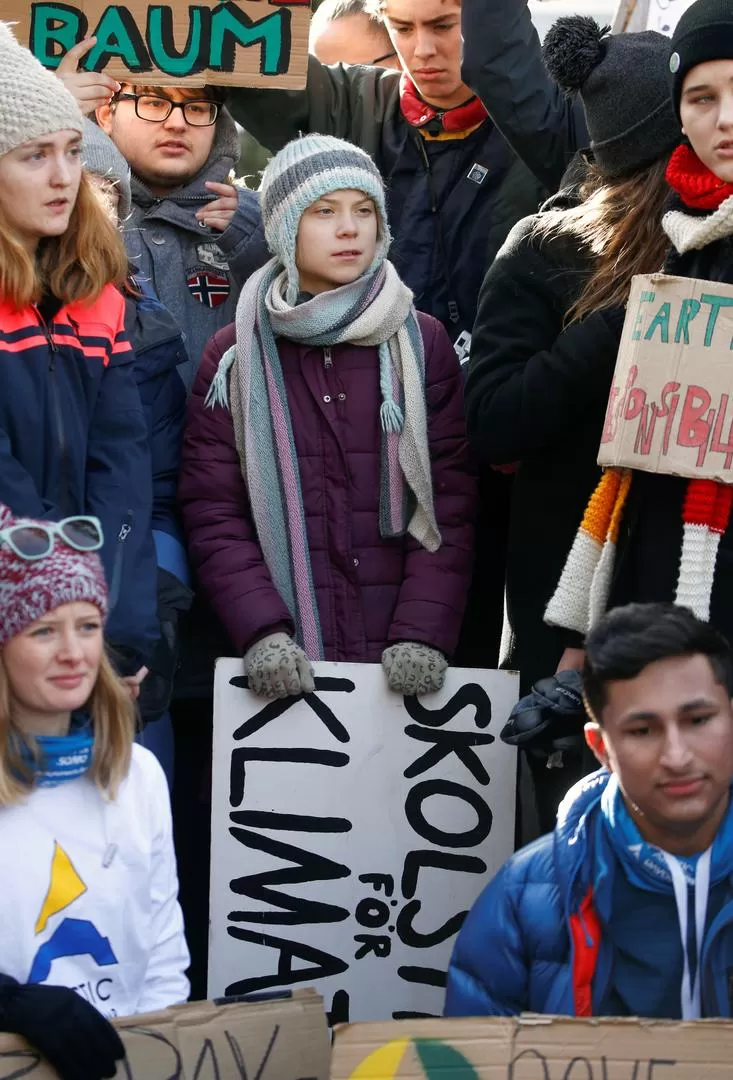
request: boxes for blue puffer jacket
[445,770,733,1018]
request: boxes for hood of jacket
[131,106,241,210]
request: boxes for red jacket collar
[399,73,488,134]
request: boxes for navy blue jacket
[446,770,733,1018]
[126,281,192,719]
[0,286,158,671]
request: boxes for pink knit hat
[0,505,108,646]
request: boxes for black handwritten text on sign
[208,662,519,1022]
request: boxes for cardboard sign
[598,273,733,482]
[0,990,330,1080]
[208,661,519,1024]
[331,1014,733,1080]
[2,0,310,87]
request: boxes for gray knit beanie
[543,16,681,176]
[81,120,132,221]
[259,134,391,304]
[0,22,83,158]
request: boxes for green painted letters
[30,3,83,68]
[147,6,207,77]
[644,301,671,344]
[700,293,733,347]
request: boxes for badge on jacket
[196,242,230,271]
[186,265,230,308]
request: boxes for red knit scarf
[399,73,488,134]
[665,142,733,210]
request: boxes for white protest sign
[209,661,518,1023]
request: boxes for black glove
[500,669,586,761]
[0,975,125,1080]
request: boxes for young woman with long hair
[548,0,733,674]
[463,17,681,834]
[0,23,158,691]
[0,505,188,1080]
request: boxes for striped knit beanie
[259,134,391,304]
[0,23,83,158]
[0,505,108,647]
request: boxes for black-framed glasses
[0,517,104,561]
[115,93,219,127]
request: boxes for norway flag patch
[186,266,230,308]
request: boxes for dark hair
[119,83,228,105]
[583,602,733,721]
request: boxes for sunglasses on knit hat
[0,516,103,560]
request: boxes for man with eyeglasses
[93,83,268,395]
[58,42,269,394]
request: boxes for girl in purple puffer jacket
[179,134,475,699]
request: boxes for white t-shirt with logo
[0,744,190,1018]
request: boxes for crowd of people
[2,0,733,1071]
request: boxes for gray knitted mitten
[381,642,448,696]
[244,632,315,698]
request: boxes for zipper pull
[118,523,132,542]
[324,346,333,370]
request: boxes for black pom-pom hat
[543,14,681,176]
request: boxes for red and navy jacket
[0,284,158,669]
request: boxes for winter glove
[382,642,448,696]
[0,975,125,1080]
[244,632,315,698]
[500,668,586,762]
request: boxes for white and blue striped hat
[259,133,391,303]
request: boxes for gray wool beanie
[543,16,681,176]
[0,22,83,158]
[81,119,132,221]
[259,133,391,304]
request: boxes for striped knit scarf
[546,469,733,633]
[205,257,440,660]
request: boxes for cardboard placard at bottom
[331,1015,733,1079]
[0,989,330,1080]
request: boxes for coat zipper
[323,346,333,370]
[36,307,72,516]
[109,511,133,611]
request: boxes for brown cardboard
[1,0,310,87]
[598,273,733,483]
[330,1015,733,1080]
[0,988,330,1080]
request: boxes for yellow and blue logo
[28,842,117,984]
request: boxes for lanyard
[661,846,712,1019]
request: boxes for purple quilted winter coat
[179,311,475,662]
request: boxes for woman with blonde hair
[0,23,158,692]
[0,504,189,1079]
[463,17,682,834]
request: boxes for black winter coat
[610,216,733,643]
[465,208,623,687]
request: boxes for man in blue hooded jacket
[446,602,733,1019]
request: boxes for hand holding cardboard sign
[197,182,240,233]
[56,38,120,115]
